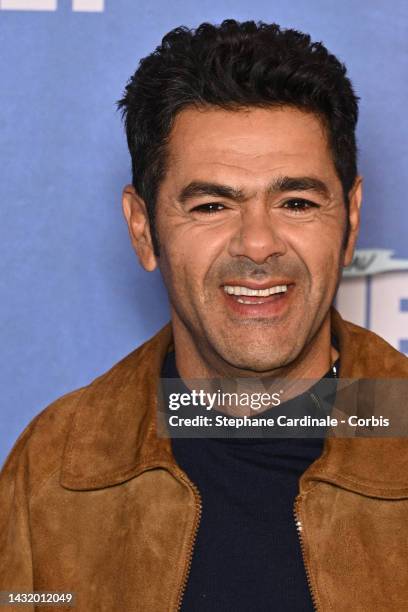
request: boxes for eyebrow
[268,176,331,199]
[178,176,331,204]
[178,181,247,203]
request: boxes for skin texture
[123,106,362,380]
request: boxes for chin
[222,348,293,374]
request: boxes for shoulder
[0,387,83,499]
[340,315,408,377]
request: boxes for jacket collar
[61,307,408,498]
[61,323,175,490]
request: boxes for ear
[342,175,363,268]
[122,185,158,272]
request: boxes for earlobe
[122,185,157,272]
[342,175,363,268]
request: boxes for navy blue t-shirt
[162,351,339,612]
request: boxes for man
[1,19,407,611]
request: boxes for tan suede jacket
[1,308,408,611]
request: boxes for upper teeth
[223,285,288,296]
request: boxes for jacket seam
[313,470,408,491]
[29,467,62,509]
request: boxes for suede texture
[0,307,407,611]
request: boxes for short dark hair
[118,19,359,255]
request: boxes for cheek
[162,223,229,278]
[287,225,343,280]
[158,234,218,299]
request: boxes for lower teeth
[237,298,266,304]
[236,293,283,304]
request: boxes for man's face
[127,106,361,373]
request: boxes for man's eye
[282,199,319,213]
[190,203,226,214]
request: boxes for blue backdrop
[1,0,407,466]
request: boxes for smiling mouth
[223,283,292,304]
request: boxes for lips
[221,281,295,317]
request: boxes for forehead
[165,106,338,189]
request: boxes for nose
[228,204,287,264]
